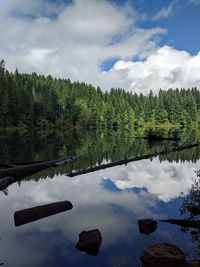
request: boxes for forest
[0,59,200,131]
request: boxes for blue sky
[135,0,200,55]
[0,0,200,94]
[109,0,200,55]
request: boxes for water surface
[0,129,200,266]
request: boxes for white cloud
[103,158,196,202]
[101,46,200,94]
[152,2,175,21]
[0,0,165,89]
[0,0,199,95]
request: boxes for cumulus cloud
[0,0,199,94]
[103,158,197,202]
[0,0,165,89]
[101,46,200,94]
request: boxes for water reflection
[0,129,200,266]
[0,156,78,193]
[0,158,199,266]
[179,173,200,259]
[0,128,200,179]
[102,159,196,202]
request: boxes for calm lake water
[0,128,200,267]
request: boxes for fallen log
[159,219,200,228]
[133,136,180,141]
[186,205,200,216]
[52,157,77,167]
[0,176,15,191]
[143,136,180,141]
[67,143,198,178]
[14,200,73,226]
[0,159,51,168]
[0,155,78,180]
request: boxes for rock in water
[141,243,185,267]
[184,259,200,266]
[138,219,158,234]
[76,229,102,256]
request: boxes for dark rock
[76,229,102,256]
[138,219,158,234]
[184,259,200,267]
[141,243,185,267]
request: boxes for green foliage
[0,60,200,131]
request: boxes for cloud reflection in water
[0,158,198,266]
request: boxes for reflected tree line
[0,128,200,183]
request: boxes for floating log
[14,200,73,226]
[143,136,180,141]
[159,219,200,228]
[0,155,78,180]
[67,143,198,178]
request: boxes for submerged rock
[141,243,185,267]
[184,259,200,266]
[76,229,102,256]
[138,219,158,234]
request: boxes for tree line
[0,59,200,131]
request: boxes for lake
[0,128,200,267]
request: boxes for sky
[1,0,200,94]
